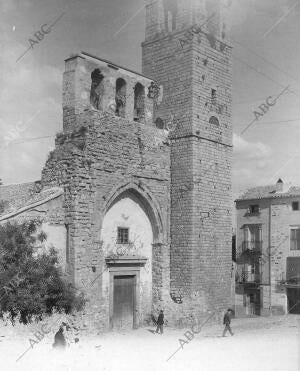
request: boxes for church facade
[0,0,233,330]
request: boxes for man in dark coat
[222,308,234,337]
[156,310,164,335]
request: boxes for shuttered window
[290,228,300,250]
[286,257,300,281]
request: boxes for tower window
[209,116,219,126]
[211,89,217,105]
[133,83,145,122]
[117,227,129,244]
[163,0,177,32]
[115,78,126,118]
[292,202,299,211]
[290,228,300,250]
[90,69,104,110]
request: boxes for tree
[0,220,85,324]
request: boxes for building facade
[235,179,300,316]
[0,0,233,331]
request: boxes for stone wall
[62,53,154,133]
[0,182,38,214]
[40,0,234,331]
[142,0,233,318]
[0,195,64,225]
[41,108,171,330]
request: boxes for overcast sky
[1,0,300,199]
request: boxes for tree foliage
[0,220,85,324]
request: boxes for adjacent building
[235,179,300,316]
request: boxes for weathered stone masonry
[142,0,233,316]
[41,102,171,328]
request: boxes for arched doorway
[100,188,160,330]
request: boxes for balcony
[236,271,262,285]
[278,274,300,287]
[242,241,262,255]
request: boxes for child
[222,308,234,337]
[156,310,164,335]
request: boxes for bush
[0,220,85,324]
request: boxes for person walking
[222,308,234,337]
[156,310,164,335]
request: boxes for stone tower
[142,0,233,311]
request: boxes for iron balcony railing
[242,241,262,254]
[278,274,300,286]
[236,271,262,284]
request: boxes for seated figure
[52,325,67,350]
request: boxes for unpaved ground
[0,315,299,371]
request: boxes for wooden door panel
[113,276,134,329]
[288,288,300,314]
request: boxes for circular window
[209,116,219,126]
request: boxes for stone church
[0,0,233,330]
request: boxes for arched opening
[163,0,177,32]
[101,189,158,330]
[115,78,126,118]
[209,115,219,126]
[102,191,154,258]
[133,83,145,122]
[90,69,104,110]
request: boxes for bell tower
[142,0,233,311]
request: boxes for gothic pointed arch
[102,181,164,244]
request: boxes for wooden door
[113,275,135,329]
[254,290,261,315]
[287,288,300,314]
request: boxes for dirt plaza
[0,314,299,371]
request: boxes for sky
[1,0,300,199]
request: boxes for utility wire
[258,118,300,125]
[232,35,300,113]
[232,37,300,86]
[233,55,299,98]
[234,97,270,105]
[0,135,55,147]
[2,118,300,147]
[8,35,300,142]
